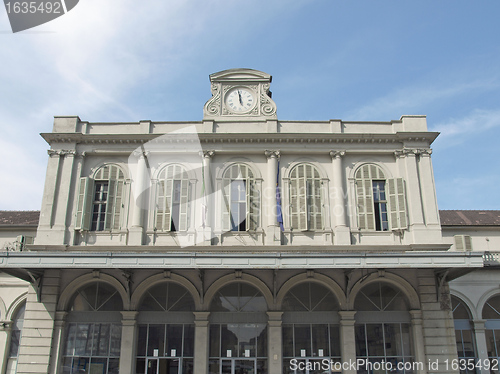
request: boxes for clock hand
[238,90,243,105]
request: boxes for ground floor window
[355,323,413,374]
[282,323,340,374]
[209,323,267,374]
[135,323,194,374]
[62,322,121,374]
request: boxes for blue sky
[1,0,499,211]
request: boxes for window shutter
[112,180,125,230]
[221,179,231,231]
[179,178,189,231]
[104,179,116,230]
[156,180,165,230]
[308,177,323,230]
[454,235,472,251]
[75,177,93,231]
[357,179,375,230]
[297,165,308,231]
[387,178,408,230]
[246,179,259,231]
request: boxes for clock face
[225,87,256,113]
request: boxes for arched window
[282,282,340,373]
[5,301,25,374]
[136,282,195,374]
[354,282,413,373]
[355,164,407,231]
[289,163,323,231]
[452,296,476,373]
[156,165,190,232]
[75,165,126,231]
[222,164,259,232]
[482,294,500,364]
[209,283,267,374]
[63,282,123,374]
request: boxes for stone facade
[0,69,496,374]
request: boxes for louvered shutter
[247,179,259,231]
[455,235,472,251]
[179,178,189,231]
[156,180,165,230]
[112,179,124,230]
[387,178,408,230]
[104,179,116,230]
[75,177,94,230]
[357,179,375,230]
[297,165,308,231]
[222,178,231,231]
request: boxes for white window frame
[221,164,259,232]
[75,165,126,232]
[156,164,190,232]
[289,163,323,231]
[355,164,408,231]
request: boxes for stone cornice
[41,132,439,146]
[0,248,485,270]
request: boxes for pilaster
[472,319,489,374]
[410,310,427,374]
[329,151,350,245]
[129,150,148,245]
[395,149,425,242]
[267,311,283,374]
[339,311,357,374]
[16,270,60,374]
[0,321,13,374]
[417,149,441,228]
[265,150,281,245]
[193,312,210,374]
[200,151,215,244]
[119,311,139,374]
[48,311,67,374]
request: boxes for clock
[225,87,256,113]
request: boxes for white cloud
[433,108,500,142]
[346,79,499,121]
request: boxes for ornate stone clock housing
[203,68,277,120]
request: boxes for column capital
[193,311,210,321]
[339,310,357,323]
[0,321,13,331]
[55,311,68,321]
[266,311,284,321]
[473,319,487,331]
[121,311,139,320]
[132,150,149,159]
[329,150,345,159]
[409,309,423,323]
[417,148,433,157]
[202,150,215,159]
[48,149,76,157]
[265,150,280,159]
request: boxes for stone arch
[153,162,198,181]
[276,272,347,310]
[91,162,129,180]
[216,160,263,181]
[284,159,329,180]
[450,290,478,320]
[347,272,420,310]
[203,273,273,310]
[57,272,129,311]
[6,292,27,321]
[0,296,6,321]
[478,288,500,319]
[131,272,202,311]
[349,161,393,180]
